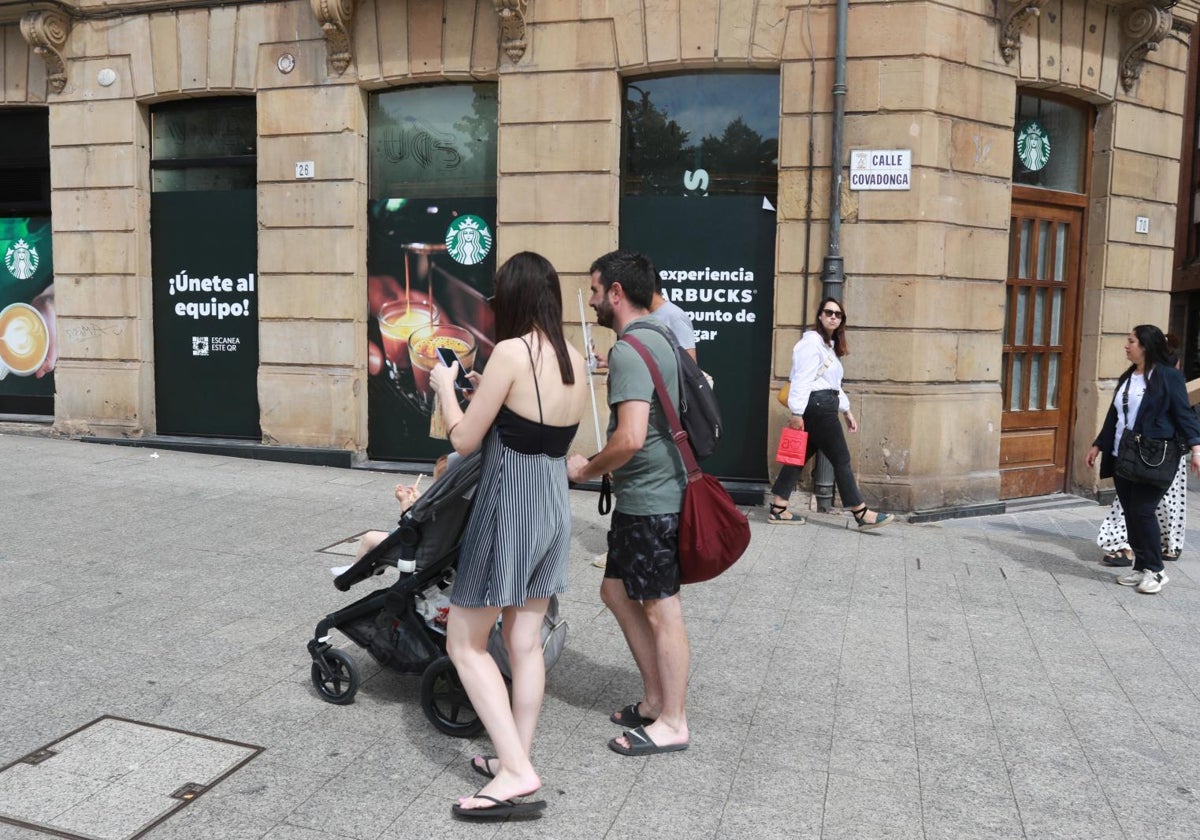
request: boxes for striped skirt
[451,427,572,609]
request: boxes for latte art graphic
[0,303,49,375]
[4,317,35,356]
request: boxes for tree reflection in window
[622,73,779,200]
[370,84,497,200]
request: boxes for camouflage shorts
[604,511,681,601]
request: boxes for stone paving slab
[3,433,1200,838]
[0,716,259,840]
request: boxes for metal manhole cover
[0,715,261,840]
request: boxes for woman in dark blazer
[1087,324,1200,594]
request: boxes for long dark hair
[1166,331,1182,370]
[491,251,575,384]
[1129,324,1172,380]
[811,296,849,357]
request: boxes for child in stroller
[327,454,448,578]
[307,449,566,737]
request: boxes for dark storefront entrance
[149,99,260,439]
[1000,94,1090,498]
[619,73,779,481]
[366,84,498,462]
[0,109,55,416]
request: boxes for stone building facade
[1,0,1195,513]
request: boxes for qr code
[192,336,209,356]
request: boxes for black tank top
[495,337,578,457]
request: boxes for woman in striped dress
[430,252,587,819]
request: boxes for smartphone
[436,346,474,391]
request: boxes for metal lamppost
[812,0,849,512]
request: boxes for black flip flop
[610,703,655,728]
[608,725,688,756]
[470,755,497,780]
[452,794,546,819]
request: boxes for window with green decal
[1013,94,1088,193]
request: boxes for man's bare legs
[601,578,663,717]
[601,579,690,748]
[446,601,546,809]
[635,595,689,747]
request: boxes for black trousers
[771,390,864,509]
[1113,474,1169,574]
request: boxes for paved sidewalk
[2,433,1200,839]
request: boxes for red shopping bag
[776,427,808,466]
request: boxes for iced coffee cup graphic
[408,323,476,396]
[0,302,49,379]
[377,295,438,371]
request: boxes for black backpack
[623,320,722,460]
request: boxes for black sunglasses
[821,308,843,319]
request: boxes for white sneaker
[1137,571,1168,594]
[1116,570,1144,587]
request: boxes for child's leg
[354,530,387,562]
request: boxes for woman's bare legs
[446,601,546,810]
[501,598,551,753]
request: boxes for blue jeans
[771,390,864,509]
[1113,475,1169,573]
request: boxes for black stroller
[306,450,567,737]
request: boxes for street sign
[849,149,911,191]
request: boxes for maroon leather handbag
[622,335,751,584]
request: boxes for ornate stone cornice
[1120,2,1172,93]
[20,10,72,94]
[494,0,529,64]
[310,0,354,75]
[996,0,1052,63]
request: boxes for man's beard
[594,300,614,329]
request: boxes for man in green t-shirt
[567,250,691,757]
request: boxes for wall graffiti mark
[64,322,124,342]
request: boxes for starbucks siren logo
[445,215,493,266]
[4,239,39,280]
[1016,121,1051,172]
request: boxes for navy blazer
[1093,364,1200,479]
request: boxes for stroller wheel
[420,655,484,738]
[311,648,359,705]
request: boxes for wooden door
[999,198,1084,498]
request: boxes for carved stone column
[996,0,1052,63]
[20,10,72,94]
[1120,2,1172,93]
[310,0,354,75]
[494,0,529,64]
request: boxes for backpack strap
[813,344,835,384]
[621,334,701,480]
[624,321,685,437]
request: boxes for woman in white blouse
[769,297,894,529]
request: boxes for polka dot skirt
[1097,455,1187,556]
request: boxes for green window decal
[446,215,493,266]
[1016,120,1051,172]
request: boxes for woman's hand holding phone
[435,346,474,391]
